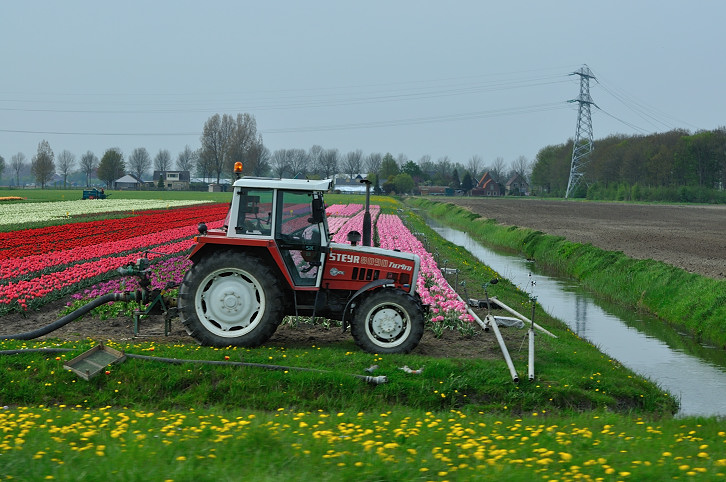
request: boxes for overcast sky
[1,1,723,171]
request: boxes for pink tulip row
[325,203,363,217]
[0,238,193,310]
[376,214,473,323]
[331,206,381,243]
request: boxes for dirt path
[438,198,726,279]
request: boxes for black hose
[125,354,388,384]
[1,293,135,341]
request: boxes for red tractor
[178,177,426,354]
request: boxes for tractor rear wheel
[179,251,284,347]
[351,289,425,354]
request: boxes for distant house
[505,173,529,196]
[419,185,453,196]
[471,172,502,196]
[153,170,190,190]
[333,174,368,194]
[114,174,143,190]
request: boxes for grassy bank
[406,198,726,349]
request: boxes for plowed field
[440,198,726,280]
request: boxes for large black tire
[178,251,284,347]
[351,289,425,354]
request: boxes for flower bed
[376,214,472,324]
[0,199,214,228]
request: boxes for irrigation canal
[426,220,726,417]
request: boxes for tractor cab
[222,177,331,287]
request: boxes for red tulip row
[0,203,229,260]
[0,204,228,312]
[0,223,206,279]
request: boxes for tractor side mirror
[310,197,325,224]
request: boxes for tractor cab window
[235,188,273,236]
[275,190,323,286]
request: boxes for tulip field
[1,198,471,326]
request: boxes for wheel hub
[371,308,403,339]
[197,271,262,333]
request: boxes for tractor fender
[341,279,395,332]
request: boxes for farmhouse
[471,172,502,196]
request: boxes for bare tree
[434,156,452,183]
[250,145,270,177]
[511,155,531,180]
[55,150,75,188]
[270,149,289,178]
[0,155,4,184]
[490,156,507,183]
[154,149,172,172]
[10,152,25,187]
[31,140,55,188]
[467,154,484,180]
[196,150,215,182]
[79,151,98,187]
[396,153,408,166]
[227,113,262,175]
[308,144,324,176]
[288,148,309,178]
[319,148,339,179]
[343,149,363,179]
[200,113,235,183]
[417,154,435,179]
[129,147,152,182]
[176,145,198,172]
[365,152,382,175]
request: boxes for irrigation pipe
[528,303,536,382]
[476,313,518,383]
[0,348,387,385]
[446,287,519,383]
[1,292,137,341]
[123,354,388,384]
[491,297,557,338]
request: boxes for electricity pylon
[565,65,596,198]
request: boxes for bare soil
[1,298,524,360]
[440,198,726,280]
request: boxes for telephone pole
[565,65,596,198]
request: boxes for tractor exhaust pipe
[2,292,137,341]
[360,179,372,246]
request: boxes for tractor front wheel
[351,289,425,354]
[178,251,284,347]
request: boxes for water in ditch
[427,221,726,417]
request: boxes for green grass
[1,404,724,481]
[407,197,726,349]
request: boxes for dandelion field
[0,191,719,480]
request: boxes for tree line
[532,127,726,202]
[4,112,723,202]
[0,112,530,193]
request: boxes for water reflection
[428,222,726,417]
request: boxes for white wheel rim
[194,267,265,337]
[365,302,411,348]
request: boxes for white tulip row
[0,199,213,228]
